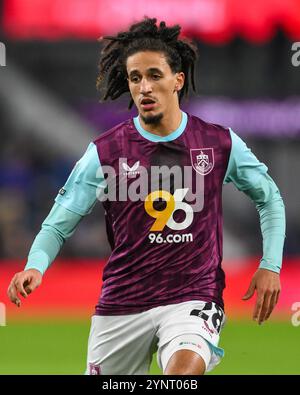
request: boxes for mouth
[140,98,156,111]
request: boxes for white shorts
[86,300,226,375]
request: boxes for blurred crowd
[0,11,299,262]
[0,114,110,259]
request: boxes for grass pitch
[0,318,299,375]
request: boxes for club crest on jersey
[122,160,140,178]
[190,148,214,176]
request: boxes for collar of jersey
[133,111,187,142]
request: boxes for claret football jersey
[55,111,269,315]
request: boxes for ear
[175,72,185,91]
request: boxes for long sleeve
[224,128,286,273]
[25,142,106,275]
[25,203,83,275]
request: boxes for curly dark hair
[96,17,198,109]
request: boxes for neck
[139,107,182,137]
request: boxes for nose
[139,77,152,94]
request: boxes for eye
[152,74,161,80]
[130,76,140,83]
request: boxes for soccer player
[7,18,285,375]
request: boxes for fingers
[253,291,265,322]
[242,280,255,301]
[7,272,31,307]
[265,290,281,321]
[7,270,42,308]
[255,289,281,324]
[24,277,40,294]
[258,291,272,324]
[14,277,28,299]
[275,289,281,305]
[7,277,21,307]
[247,269,281,324]
[25,286,32,295]
[264,292,277,321]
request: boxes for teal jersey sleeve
[25,142,107,275]
[224,128,268,188]
[25,203,82,275]
[224,128,286,274]
[55,142,106,216]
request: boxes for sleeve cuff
[25,251,51,276]
[259,259,281,274]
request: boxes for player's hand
[7,269,43,307]
[242,268,281,325]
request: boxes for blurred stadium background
[0,0,299,374]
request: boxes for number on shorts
[190,302,224,334]
[211,305,224,334]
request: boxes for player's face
[126,51,184,124]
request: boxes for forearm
[25,203,83,275]
[25,225,65,275]
[257,191,286,273]
[244,174,286,274]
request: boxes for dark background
[0,0,299,262]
